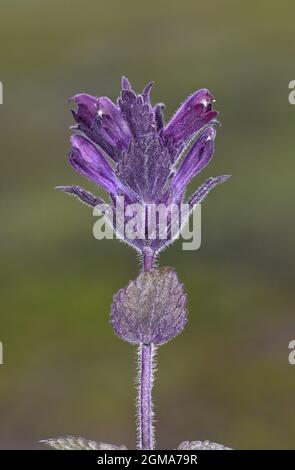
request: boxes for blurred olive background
[0,0,294,450]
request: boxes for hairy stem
[137,250,155,450]
[143,250,154,271]
[137,343,155,450]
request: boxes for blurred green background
[0,0,294,450]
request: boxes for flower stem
[137,250,155,450]
[137,343,155,450]
[143,250,154,271]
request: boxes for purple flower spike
[60,77,229,255]
[111,267,187,346]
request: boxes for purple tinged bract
[111,267,187,346]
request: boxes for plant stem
[137,250,155,450]
[137,343,155,450]
[143,250,154,271]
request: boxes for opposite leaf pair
[42,436,231,451]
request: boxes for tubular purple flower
[70,93,97,129]
[96,96,131,153]
[170,127,216,197]
[71,93,131,160]
[69,135,119,194]
[163,88,218,158]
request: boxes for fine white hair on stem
[136,343,158,450]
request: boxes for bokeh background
[0,0,294,450]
